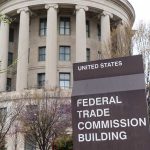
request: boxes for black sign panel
[71,55,150,150]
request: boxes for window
[9,28,14,42]
[25,105,37,150]
[37,73,45,88]
[86,20,90,37]
[0,107,7,124]
[25,135,36,150]
[26,105,38,113]
[59,17,71,35]
[39,18,47,36]
[59,46,71,61]
[59,73,70,89]
[8,52,13,66]
[38,47,46,61]
[97,24,101,40]
[86,48,90,62]
[7,78,11,91]
[26,105,38,120]
[0,139,6,150]
[28,48,30,63]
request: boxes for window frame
[9,28,14,42]
[8,52,13,66]
[24,134,36,150]
[59,73,71,89]
[97,24,101,40]
[59,46,71,61]
[86,20,90,38]
[7,78,12,92]
[59,17,71,35]
[86,48,90,62]
[37,73,45,88]
[39,18,47,36]
[38,46,46,61]
[0,107,7,124]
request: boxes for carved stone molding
[75,5,88,11]
[102,10,113,18]
[45,4,58,10]
[17,7,29,14]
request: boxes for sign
[71,55,150,150]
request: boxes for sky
[128,0,150,27]
[128,0,150,54]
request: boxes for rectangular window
[0,107,7,124]
[37,73,45,88]
[59,46,71,61]
[25,134,36,150]
[26,105,38,119]
[26,105,38,120]
[59,73,70,89]
[24,106,37,150]
[86,20,90,37]
[7,78,11,91]
[39,18,47,36]
[9,28,14,42]
[28,48,30,63]
[26,105,38,113]
[38,47,46,61]
[1,139,6,150]
[97,24,101,40]
[86,48,90,62]
[8,52,13,66]
[59,17,71,35]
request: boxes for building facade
[0,0,135,149]
[0,0,135,92]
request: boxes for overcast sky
[128,0,150,27]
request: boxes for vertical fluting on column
[0,18,9,92]
[16,7,29,91]
[101,11,113,59]
[45,4,58,89]
[76,5,88,62]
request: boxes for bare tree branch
[19,89,71,150]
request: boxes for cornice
[111,0,135,25]
[0,0,135,25]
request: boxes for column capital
[120,20,127,26]
[117,20,123,25]
[76,5,88,11]
[0,14,10,24]
[17,7,29,14]
[45,4,58,10]
[102,11,113,18]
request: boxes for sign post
[71,55,150,150]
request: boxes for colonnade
[0,4,115,91]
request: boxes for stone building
[0,0,135,92]
[0,0,135,149]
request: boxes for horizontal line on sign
[72,73,145,96]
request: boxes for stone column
[16,7,30,91]
[0,18,9,92]
[6,125,24,150]
[76,5,88,62]
[101,11,113,59]
[45,4,58,89]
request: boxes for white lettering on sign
[77,108,110,118]
[75,95,148,143]
[77,61,122,71]
[78,131,127,142]
[77,118,147,130]
[77,96,122,107]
